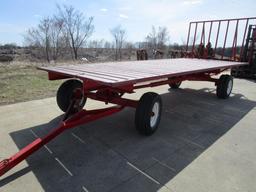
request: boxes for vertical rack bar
[221,20,230,59]
[208,21,213,43]
[200,22,205,45]
[192,22,198,54]
[232,20,239,60]
[214,21,221,56]
[186,22,192,52]
[240,19,249,60]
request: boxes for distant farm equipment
[136,49,148,60]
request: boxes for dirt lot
[0,63,63,105]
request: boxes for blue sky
[0,0,255,45]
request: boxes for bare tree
[110,25,126,60]
[87,39,105,48]
[25,17,52,62]
[146,26,169,50]
[124,42,134,60]
[146,26,157,50]
[25,16,66,62]
[39,18,51,62]
[57,4,94,60]
[50,17,65,60]
[157,27,169,49]
[104,41,111,49]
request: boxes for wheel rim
[150,102,160,128]
[73,88,85,111]
[227,79,233,95]
[77,97,85,109]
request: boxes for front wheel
[216,75,233,99]
[56,79,86,112]
[135,92,162,136]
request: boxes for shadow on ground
[1,88,256,192]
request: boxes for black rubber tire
[169,81,182,89]
[56,79,86,112]
[216,75,233,99]
[135,92,162,136]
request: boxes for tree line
[25,4,94,62]
[24,4,171,62]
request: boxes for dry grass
[0,58,136,106]
[0,62,64,106]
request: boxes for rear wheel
[216,75,233,99]
[135,92,162,136]
[56,79,86,112]
[169,81,182,89]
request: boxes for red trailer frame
[0,58,247,177]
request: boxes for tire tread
[135,92,162,136]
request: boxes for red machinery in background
[185,17,256,78]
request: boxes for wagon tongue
[0,159,10,176]
[0,102,124,177]
[0,138,42,177]
[0,92,82,177]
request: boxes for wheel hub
[227,80,233,95]
[150,102,160,127]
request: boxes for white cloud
[34,14,42,18]
[183,0,202,5]
[112,0,194,42]
[115,0,189,22]
[119,14,129,19]
[118,6,132,11]
[100,8,108,12]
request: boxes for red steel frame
[186,17,256,61]
[1,18,252,178]
[0,68,226,177]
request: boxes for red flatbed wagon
[0,58,247,177]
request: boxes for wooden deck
[39,58,247,86]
